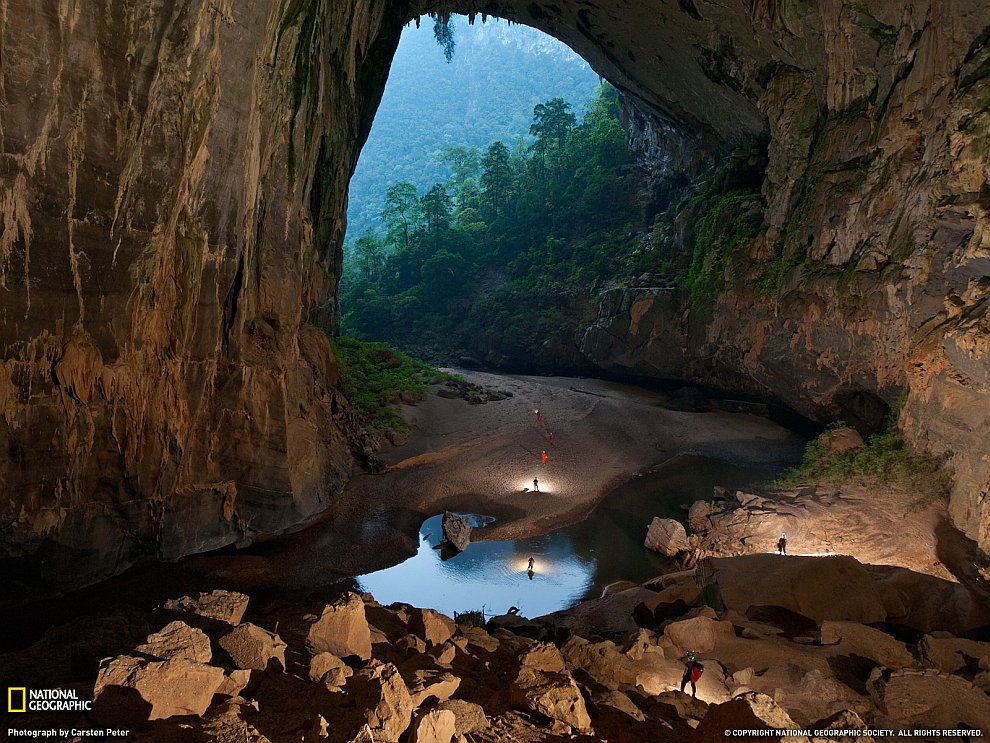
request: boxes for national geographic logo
[8,687,26,712]
[7,687,92,712]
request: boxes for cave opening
[338,14,648,374]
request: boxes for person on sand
[680,651,704,698]
[535,409,544,428]
[548,432,555,447]
[777,534,787,555]
[533,477,540,492]
[541,450,548,465]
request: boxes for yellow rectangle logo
[8,686,27,712]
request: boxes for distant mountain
[345,16,601,241]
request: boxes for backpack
[690,662,704,682]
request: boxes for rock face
[441,511,471,552]
[307,593,373,661]
[1,0,989,586]
[645,517,692,556]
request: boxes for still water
[357,455,785,619]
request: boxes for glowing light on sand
[517,477,554,494]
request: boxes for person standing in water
[777,534,787,555]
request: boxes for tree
[439,145,481,188]
[352,233,386,284]
[530,97,576,169]
[383,182,421,252]
[480,141,512,218]
[420,183,453,249]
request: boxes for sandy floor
[187,371,806,591]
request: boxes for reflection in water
[358,514,594,618]
[357,455,787,618]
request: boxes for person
[533,477,540,492]
[535,409,544,428]
[548,432,555,447]
[680,651,704,698]
[527,556,535,571]
[777,534,787,555]
[541,450,548,465]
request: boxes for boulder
[408,709,457,743]
[518,642,566,672]
[688,500,713,531]
[708,555,887,625]
[869,669,990,731]
[202,698,272,743]
[408,607,456,648]
[219,623,287,671]
[645,517,691,556]
[307,592,372,660]
[164,590,250,626]
[216,669,256,698]
[510,665,593,734]
[93,654,225,723]
[918,634,990,673]
[819,427,865,455]
[436,700,488,735]
[405,669,461,707]
[350,662,414,742]
[819,621,914,669]
[310,651,352,689]
[661,615,734,654]
[561,635,672,695]
[134,620,212,663]
[693,692,809,743]
[441,512,471,552]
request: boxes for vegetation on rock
[778,427,951,505]
[330,336,457,433]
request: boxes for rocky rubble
[8,556,982,742]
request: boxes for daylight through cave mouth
[339,14,672,372]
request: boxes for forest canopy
[340,84,642,364]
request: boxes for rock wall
[578,2,990,550]
[0,0,405,585]
[1,0,988,585]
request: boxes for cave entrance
[339,14,642,371]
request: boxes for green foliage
[330,336,456,433]
[778,428,950,506]
[346,16,600,240]
[432,14,456,62]
[341,83,639,362]
[682,189,763,304]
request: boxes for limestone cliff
[1,0,988,586]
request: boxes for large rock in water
[645,518,692,556]
[441,511,471,552]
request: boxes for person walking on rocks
[680,651,704,698]
[777,534,787,555]
[541,450,548,465]
[533,477,540,492]
[548,432,555,447]
[535,409,544,428]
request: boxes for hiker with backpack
[680,651,704,698]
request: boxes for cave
[2,1,990,735]
[1,0,988,601]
